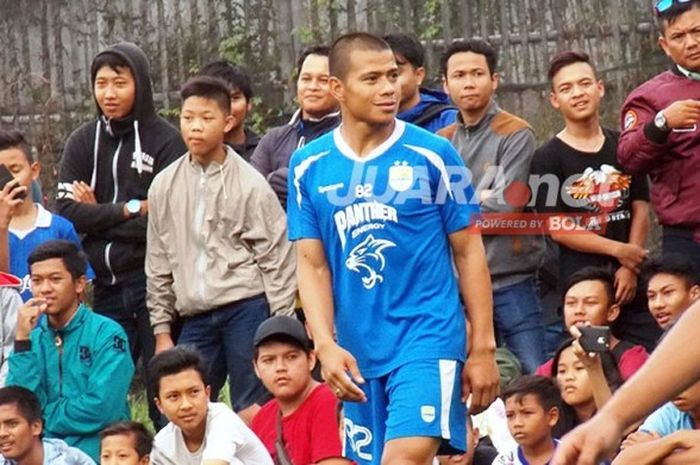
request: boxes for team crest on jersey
[388,160,413,192]
[421,405,436,423]
[623,110,637,130]
[345,234,396,289]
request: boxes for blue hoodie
[7,304,134,462]
[397,88,457,133]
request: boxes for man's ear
[30,161,41,181]
[205,385,211,399]
[415,66,426,86]
[139,454,150,465]
[549,91,561,110]
[223,113,235,133]
[30,419,42,438]
[607,302,621,323]
[154,397,164,415]
[308,350,317,371]
[547,406,560,428]
[329,76,345,104]
[491,72,500,92]
[658,35,671,59]
[689,284,700,302]
[74,275,88,296]
[253,359,261,379]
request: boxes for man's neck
[16,440,44,465]
[558,117,604,152]
[521,437,556,465]
[48,301,81,331]
[182,420,207,453]
[339,117,395,158]
[399,92,421,113]
[278,380,319,416]
[9,199,37,229]
[225,125,246,146]
[302,109,335,122]
[459,102,492,127]
[193,145,227,169]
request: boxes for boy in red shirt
[251,316,349,465]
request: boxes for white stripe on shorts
[439,359,457,440]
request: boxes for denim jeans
[93,271,163,428]
[492,277,547,374]
[178,294,270,411]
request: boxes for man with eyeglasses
[618,0,700,264]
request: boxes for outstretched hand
[462,350,499,414]
[316,341,367,402]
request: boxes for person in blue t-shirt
[0,129,92,301]
[287,32,499,465]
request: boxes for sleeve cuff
[153,323,171,335]
[644,122,670,144]
[14,340,31,352]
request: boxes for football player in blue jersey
[287,33,500,465]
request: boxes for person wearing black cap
[251,316,348,465]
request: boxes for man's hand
[154,333,175,354]
[16,298,47,340]
[462,349,499,414]
[662,100,700,130]
[620,430,659,450]
[315,340,366,402]
[615,266,638,306]
[72,181,97,204]
[570,326,602,371]
[0,179,25,228]
[552,412,623,465]
[614,243,648,272]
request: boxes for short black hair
[28,240,87,280]
[563,266,616,307]
[548,50,598,83]
[297,45,331,78]
[200,60,253,101]
[329,33,391,81]
[255,334,312,360]
[643,254,700,289]
[91,51,131,85]
[502,375,561,412]
[0,129,33,163]
[180,76,231,115]
[148,346,209,397]
[383,33,424,69]
[100,421,153,458]
[658,0,700,32]
[0,386,42,424]
[441,39,498,77]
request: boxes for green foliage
[219,32,248,65]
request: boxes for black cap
[254,316,311,349]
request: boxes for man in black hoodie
[55,42,186,428]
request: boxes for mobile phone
[578,325,611,353]
[0,164,26,200]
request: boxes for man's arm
[42,327,135,435]
[614,199,650,303]
[7,299,49,404]
[242,185,296,316]
[552,300,700,465]
[618,97,700,174]
[613,432,695,465]
[145,187,177,354]
[449,228,499,413]
[0,180,25,272]
[296,239,365,402]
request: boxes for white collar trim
[9,204,52,239]
[333,119,405,163]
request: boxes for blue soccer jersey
[9,204,93,301]
[288,120,480,378]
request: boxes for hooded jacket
[250,109,340,207]
[55,42,186,286]
[7,304,134,463]
[397,88,457,133]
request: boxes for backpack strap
[412,103,456,128]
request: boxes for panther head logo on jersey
[345,234,396,290]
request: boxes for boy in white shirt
[148,346,272,465]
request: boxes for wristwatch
[125,199,141,218]
[654,111,669,131]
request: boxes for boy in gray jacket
[146,76,296,425]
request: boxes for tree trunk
[157,0,170,107]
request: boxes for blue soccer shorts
[342,359,467,465]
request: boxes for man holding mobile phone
[618,0,700,264]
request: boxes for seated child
[100,421,152,465]
[493,375,560,465]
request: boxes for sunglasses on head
[655,0,693,16]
